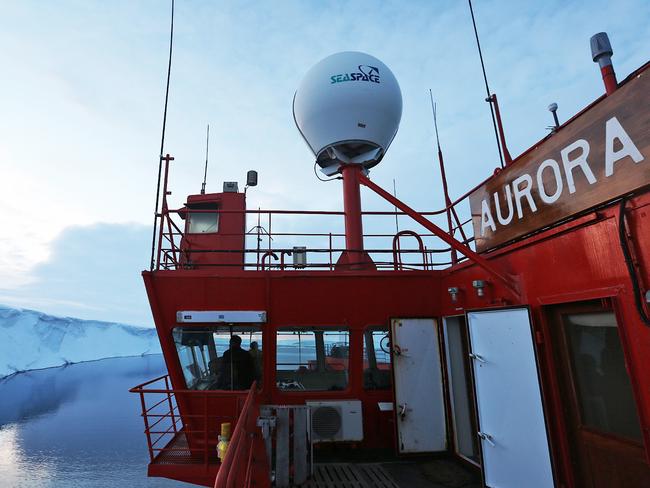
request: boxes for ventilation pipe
[590,32,617,95]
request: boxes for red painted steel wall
[179,192,246,269]
[439,194,650,485]
[144,270,442,451]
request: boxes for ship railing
[213,381,269,488]
[129,375,260,472]
[153,205,475,272]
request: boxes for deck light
[448,287,460,302]
[246,170,258,187]
[472,280,487,298]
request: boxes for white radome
[293,51,402,174]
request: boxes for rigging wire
[468,0,505,169]
[150,0,175,270]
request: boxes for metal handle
[469,352,486,363]
[393,344,409,357]
[478,431,495,447]
[398,403,407,421]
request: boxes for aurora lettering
[473,116,645,245]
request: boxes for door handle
[469,353,486,363]
[398,403,407,421]
[478,431,495,447]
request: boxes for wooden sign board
[469,69,650,252]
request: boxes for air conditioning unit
[306,400,363,442]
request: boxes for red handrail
[152,187,477,271]
[392,230,427,271]
[130,375,252,468]
[214,381,269,488]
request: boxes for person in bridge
[216,335,256,390]
[249,341,263,382]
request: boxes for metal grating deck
[300,463,399,488]
[151,432,217,465]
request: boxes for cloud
[0,223,152,327]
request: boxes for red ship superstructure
[131,33,650,488]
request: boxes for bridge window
[187,203,219,233]
[172,326,262,390]
[276,327,349,391]
[363,326,392,390]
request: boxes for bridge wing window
[172,326,262,390]
[363,326,392,390]
[188,203,219,233]
[276,328,349,391]
[564,312,642,441]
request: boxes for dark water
[0,355,190,488]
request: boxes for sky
[0,0,648,327]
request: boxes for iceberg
[0,305,161,378]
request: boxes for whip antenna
[150,0,175,270]
[393,179,399,233]
[430,91,441,151]
[201,124,210,194]
[429,90,469,263]
[468,0,505,169]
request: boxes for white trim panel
[176,310,267,323]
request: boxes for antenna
[430,91,441,151]
[150,0,175,271]
[468,0,505,169]
[430,90,470,264]
[201,124,209,194]
[393,179,399,233]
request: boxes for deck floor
[301,459,480,488]
[302,463,398,488]
[152,435,480,488]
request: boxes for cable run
[618,197,650,326]
[313,162,342,182]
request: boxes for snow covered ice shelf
[0,306,161,378]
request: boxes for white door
[391,318,446,453]
[467,308,554,488]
